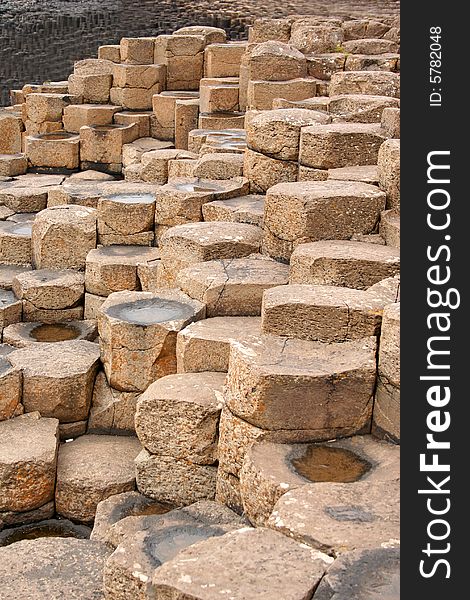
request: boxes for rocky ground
[0,0,399,105]
[0,12,400,600]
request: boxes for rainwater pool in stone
[30,323,81,343]
[106,193,155,204]
[173,182,221,193]
[107,298,194,325]
[291,445,371,483]
[10,223,32,236]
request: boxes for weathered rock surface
[135,372,225,464]
[55,434,141,522]
[0,413,58,512]
[0,537,111,600]
[8,340,100,422]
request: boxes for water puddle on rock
[0,519,91,547]
[10,223,32,236]
[30,323,80,343]
[107,298,194,325]
[291,445,371,483]
[172,182,220,193]
[106,193,155,204]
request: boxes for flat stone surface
[56,434,141,522]
[177,256,289,317]
[85,245,160,296]
[0,413,59,512]
[269,479,400,554]
[239,435,400,527]
[12,268,85,310]
[8,340,100,422]
[103,501,245,599]
[289,240,400,289]
[135,372,225,464]
[226,335,377,431]
[0,264,31,290]
[91,490,172,546]
[261,284,387,342]
[159,221,262,287]
[152,527,331,600]
[176,316,262,373]
[312,547,400,600]
[0,537,111,599]
[202,194,265,227]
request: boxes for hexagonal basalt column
[246,109,330,162]
[85,245,160,297]
[269,478,400,554]
[55,434,141,522]
[177,316,262,373]
[97,191,156,246]
[25,132,80,170]
[261,284,388,342]
[373,302,400,442]
[8,340,100,422]
[0,357,22,421]
[263,181,386,262]
[0,414,59,513]
[159,221,262,287]
[32,206,97,270]
[0,289,22,331]
[80,123,139,172]
[12,269,85,322]
[178,256,289,317]
[289,240,400,289]
[3,320,97,348]
[0,220,33,265]
[98,290,205,392]
[299,123,386,170]
[225,335,377,432]
[135,372,225,464]
[240,435,399,526]
[155,177,249,239]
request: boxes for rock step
[176,316,262,373]
[263,180,386,262]
[12,268,85,323]
[103,499,246,599]
[289,239,400,289]
[0,413,59,519]
[268,478,400,555]
[135,372,225,463]
[158,221,263,287]
[239,435,400,526]
[55,433,141,523]
[202,194,264,227]
[98,289,205,393]
[177,256,289,317]
[7,340,100,423]
[85,245,160,297]
[225,334,377,432]
[261,283,389,342]
[312,547,399,600]
[151,527,332,600]
[0,537,111,600]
